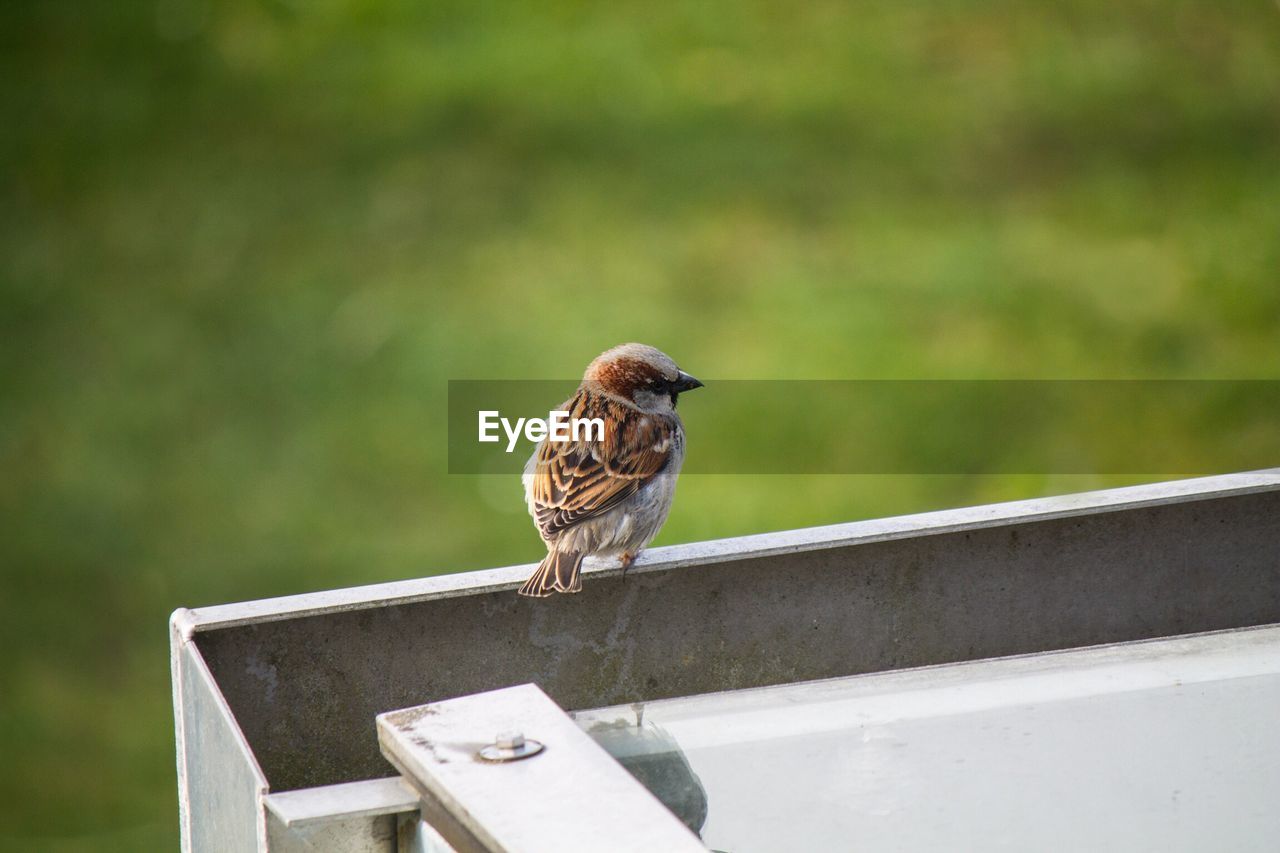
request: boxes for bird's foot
[619,552,636,579]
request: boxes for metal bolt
[479,731,544,762]
[495,731,525,750]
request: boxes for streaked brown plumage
[519,344,703,597]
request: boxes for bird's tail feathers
[518,550,584,597]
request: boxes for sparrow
[518,343,703,597]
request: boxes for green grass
[2,1,1278,847]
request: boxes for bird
[518,343,703,597]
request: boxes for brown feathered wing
[530,391,676,540]
[520,391,676,596]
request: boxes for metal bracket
[377,684,706,853]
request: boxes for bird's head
[583,343,703,413]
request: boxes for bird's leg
[619,551,636,578]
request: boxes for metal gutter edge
[178,469,1280,633]
[171,607,273,851]
[263,778,419,829]
[170,609,193,853]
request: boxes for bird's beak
[673,371,704,392]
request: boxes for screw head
[479,731,544,762]
[495,731,525,750]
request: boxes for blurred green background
[2,0,1278,848]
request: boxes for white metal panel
[264,778,419,829]
[264,779,433,853]
[377,684,706,853]
[170,471,1280,850]
[579,625,1280,853]
[172,617,270,852]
